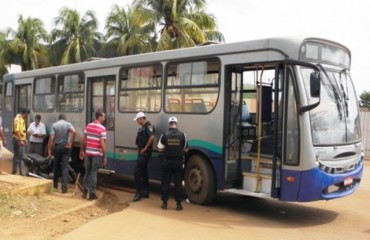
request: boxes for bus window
[33,76,56,112]
[57,73,84,112]
[4,82,13,112]
[165,58,220,113]
[119,64,162,112]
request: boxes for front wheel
[184,154,216,205]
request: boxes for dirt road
[1,146,369,240]
[61,162,370,240]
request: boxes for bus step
[223,188,270,199]
[242,172,272,194]
[98,168,115,175]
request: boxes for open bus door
[224,64,282,198]
[87,76,116,173]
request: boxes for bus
[2,36,363,204]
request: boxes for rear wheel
[184,154,216,205]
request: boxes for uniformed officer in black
[157,116,188,211]
[133,112,155,202]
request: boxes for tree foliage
[103,4,156,57]
[50,7,103,65]
[0,0,224,71]
[360,90,370,107]
[135,0,224,51]
[2,15,49,71]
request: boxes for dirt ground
[0,148,128,240]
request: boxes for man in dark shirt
[133,112,155,202]
[157,116,188,210]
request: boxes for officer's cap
[168,116,178,123]
[133,112,146,121]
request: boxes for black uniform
[134,121,155,196]
[159,128,187,204]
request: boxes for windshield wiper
[317,64,343,120]
[339,69,349,118]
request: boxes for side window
[57,73,84,112]
[119,64,162,112]
[165,58,220,113]
[33,76,56,112]
[4,82,14,112]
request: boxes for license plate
[344,177,353,186]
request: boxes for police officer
[133,112,155,202]
[157,116,188,211]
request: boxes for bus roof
[4,36,351,81]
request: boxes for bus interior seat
[241,104,250,122]
[191,99,207,113]
[168,98,182,112]
[241,104,256,140]
[184,99,194,112]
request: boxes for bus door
[2,82,32,152]
[12,84,32,151]
[87,76,116,171]
[225,64,282,197]
[223,65,243,187]
[15,84,32,118]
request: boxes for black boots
[89,193,98,201]
[82,190,88,199]
[161,201,182,210]
[176,202,183,211]
[142,189,149,198]
[133,189,149,202]
[161,201,168,210]
[133,192,142,202]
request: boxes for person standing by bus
[12,108,30,175]
[157,116,188,211]
[133,112,155,202]
[0,115,7,174]
[79,110,107,200]
[27,114,47,156]
[48,114,76,193]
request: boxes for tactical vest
[164,129,184,158]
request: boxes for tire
[184,154,217,205]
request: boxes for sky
[0,0,368,95]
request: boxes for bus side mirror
[310,72,320,98]
[299,71,321,114]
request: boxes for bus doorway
[224,64,282,198]
[5,84,32,152]
[15,84,32,116]
[87,76,116,171]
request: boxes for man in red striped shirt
[79,110,107,200]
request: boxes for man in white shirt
[27,114,46,156]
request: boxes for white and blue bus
[2,36,363,204]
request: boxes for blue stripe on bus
[110,139,222,161]
[188,139,222,155]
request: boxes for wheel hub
[188,167,202,192]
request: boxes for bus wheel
[184,154,216,205]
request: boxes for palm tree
[50,7,103,65]
[135,0,224,51]
[0,31,9,77]
[103,4,157,57]
[2,15,49,71]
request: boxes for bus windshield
[301,67,361,145]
